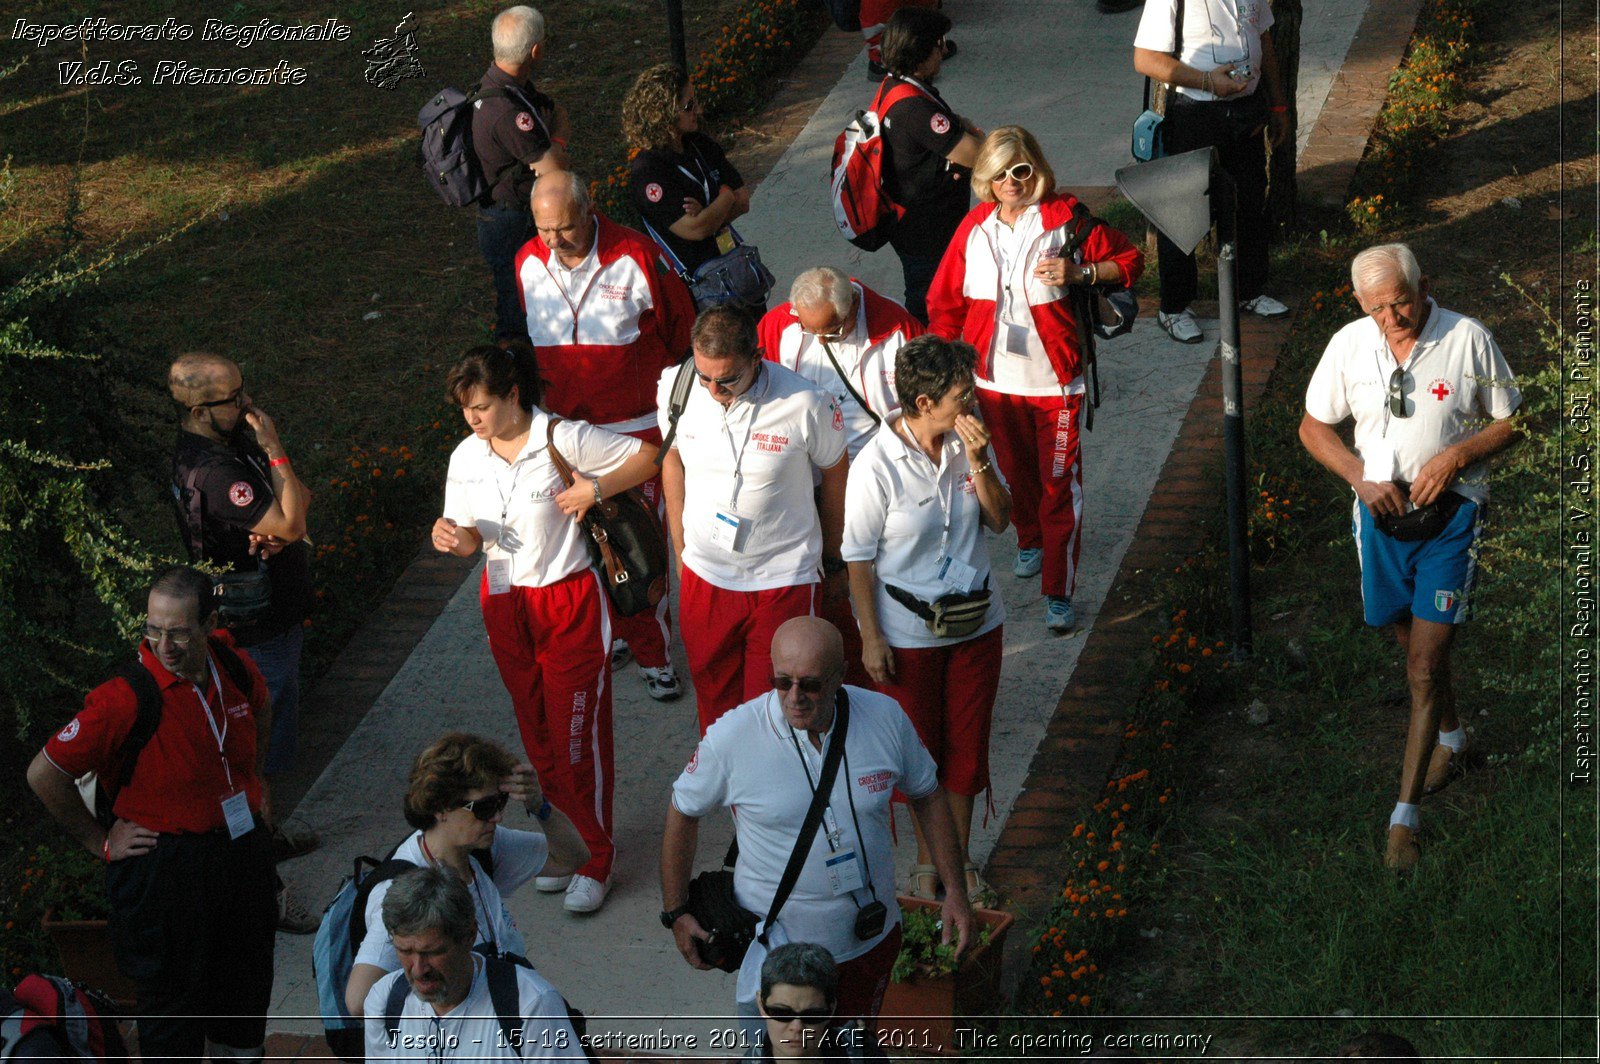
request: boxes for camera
[1229,63,1253,80]
[854,900,888,941]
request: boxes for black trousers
[1156,93,1272,314]
[106,824,276,1063]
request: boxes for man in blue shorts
[1298,243,1521,871]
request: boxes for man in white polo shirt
[1298,243,1520,872]
[364,867,579,1062]
[659,617,972,1036]
[516,171,696,702]
[658,306,850,732]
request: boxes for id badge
[1004,322,1031,356]
[824,848,867,896]
[486,557,513,595]
[1362,442,1395,483]
[937,555,979,594]
[715,228,737,255]
[220,791,255,840]
[707,509,747,553]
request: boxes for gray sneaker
[276,882,318,935]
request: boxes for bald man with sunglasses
[1298,244,1521,873]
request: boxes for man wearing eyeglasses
[1298,243,1521,872]
[657,307,850,732]
[660,617,972,1040]
[27,566,280,1064]
[514,170,696,703]
[168,352,320,913]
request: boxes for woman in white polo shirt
[430,342,659,915]
[842,334,1011,902]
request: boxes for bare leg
[1395,617,1458,805]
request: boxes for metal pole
[1211,169,1253,659]
[665,0,688,71]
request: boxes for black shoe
[271,821,321,863]
[941,39,958,59]
[868,59,887,81]
[1097,0,1142,12]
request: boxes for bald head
[772,617,844,679]
[530,170,590,215]
[168,352,239,408]
[532,172,596,266]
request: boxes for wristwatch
[822,556,847,577]
[660,904,692,930]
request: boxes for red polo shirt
[44,633,269,835]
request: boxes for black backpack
[418,83,548,208]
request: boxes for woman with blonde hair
[343,732,589,1015]
[926,126,1143,633]
[623,63,752,285]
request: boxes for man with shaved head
[512,170,695,704]
[169,352,320,929]
[661,616,973,1041]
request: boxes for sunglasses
[763,1005,833,1025]
[992,162,1034,184]
[680,96,700,112]
[696,365,749,388]
[1387,366,1409,419]
[458,791,510,821]
[194,386,246,410]
[771,675,830,694]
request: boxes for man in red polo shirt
[27,565,278,1064]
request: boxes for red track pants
[873,625,1003,797]
[479,568,615,881]
[678,566,816,733]
[977,389,1084,598]
[609,425,672,670]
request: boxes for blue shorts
[1353,497,1482,626]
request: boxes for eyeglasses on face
[458,791,510,821]
[771,674,830,694]
[144,624,197,648]
[763,1004,833,1025]
[194,386,246,410]
[1387,366,1410,419]
[992,162,1034,184]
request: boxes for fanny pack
[886,580,992,640]
[1373,484,1469,542]
[215,568,274,627]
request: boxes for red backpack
[0,974,128,1063]
[830,80,928,251]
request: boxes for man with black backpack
[26,566,279,1064]
[473,4,570,343]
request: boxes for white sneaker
[563,874,611,913]
[1157,309,1204,343]
[640,664,682,701]
[534,874,572,893]
[1240,294,1290,317]
[608,639,633,671]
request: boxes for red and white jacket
[758,281,921,458]
[514,212,695,431]
[926,193,1144,389]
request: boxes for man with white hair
[473,5,570,342]
[1298,242,1521,872]
[514,171,696,705]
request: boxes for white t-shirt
[841,418,1007,648]
[442,411,642,588]
[671,686,938,966]
[364,954,578,1062]
[1134,0,1274,101]
[657,361,848,591]
[1305,299,1520,505]
[981,206,1063,395]
[352,828,549,973]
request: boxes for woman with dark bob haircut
[430,342,659,916]
[744,942,870,1060]
[343,732,589,1014]
[842,334,1011,902]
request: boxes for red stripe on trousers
[977,389,1084,597]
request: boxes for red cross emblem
[1428,379,1454,401]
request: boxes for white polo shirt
[657,361,848,591]
[364,954,578,1062]
[353,827,548,973]
[1134,0,1274,101]
[841,418,1007,648]
[671,686,939,965]
[443,411,642,588]
[1305,299,1520,505]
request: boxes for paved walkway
[266,0,1394,1053]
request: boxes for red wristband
[102,836,111,863]
[1269,105,1288,113]
[270,456,291,468]
[551,136,568,148]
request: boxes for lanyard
[993,212,1038,324]
[540,240,603,344]
[191,655,233,792]
[419,834,500,957]
[897,420,957,562]
[785,724,879,900]
[720,376,764,511]
[786,729,844,852]
[1374,340,1428,439]
[493,451,526,526]
[676,162,712,205]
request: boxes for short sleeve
[840,452,889,564]
[1304,341,1352,425]
[1132,0,1182,53]
[555,419,643,477]
[487,825,550,894]
[43,677,139,781]
[1474,328,1521,419]
[363,971,406,1058]
[353,878,400,971]
[194,455,272,533]
[890,699,940,799]
[892,96,963,157]
[521,980,582,1060]
[442,445,477,527]
[630,153,689,240]
[806,392,849,470]
[494,90,553,165]
[671,735,730,818]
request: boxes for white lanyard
[492,449,528,526]
[191,655,233,791]
[676,157,712,204]
[898,420,956,562]
[539,239,603,343]
[993,215,1037,324]
[720,375,764,511]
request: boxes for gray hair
[532,170,590,214]
[788,267,854,320]
[1351,243,1421,299]
[492,6,547,62]
[759,942,839,1006]
[381,866,476,944]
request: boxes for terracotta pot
[875,897,1014,1057]
[40,911,138,1009]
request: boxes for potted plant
[26,844,137,1007]
[876,896,1014,1057]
